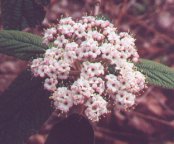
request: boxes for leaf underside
[0,30,47,60]
[0,71,52,144]
[136,59,174,89]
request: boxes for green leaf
[95,15,111,22]
[0,30,48,60]
[1,0,49,30]
[0,70,52,144]
[135,59,174,89]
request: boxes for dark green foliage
[0,30,48,60]
[108,64,120,75]
[95,15,111,22]
[136,59,174,89]
[0,70,52,144]
[0,30,174,89]
[1,0,50,30]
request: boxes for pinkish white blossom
[71,78,94,104]
[85,94,108,122]
[44,78,58,91]
[51,87,73,112]
[89,77,105,95]
[114,91,136,110]
[81,62,104,78]
[30,16,146,122]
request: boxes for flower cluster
[30,16,146,122]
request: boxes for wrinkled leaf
[0,30,47,60]
[0,70,52,144]
[135,59,174,89]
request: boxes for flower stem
[94,0,101,16]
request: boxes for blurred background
[0,0,174,144]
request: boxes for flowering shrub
[30,16,146,121]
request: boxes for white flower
[30,16,146,122]
[89,77,105,94]
[81,62,104,78]
[105,74,121,94]
[58,24,74,36]
[63,51,77,64]
[107,32,120,44]
[43,27,57,44]
[71,78,94,103]
[114,91,136,110]
[74,23,87,38]
[77,39,100,59]
[103,27,116,36]
[82,16,95,23]
[55,60,71,79]
[59,17,75,25]
[45,47,63,60]
[87,30,104,41]
[31,58,43,76]
[51,87,73,112]
[99,43,114,60]
[54,35,68,48]
[44,78,58,91]
[120,32,135,48]
[85,94,108,122]
[65,42,78,51]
